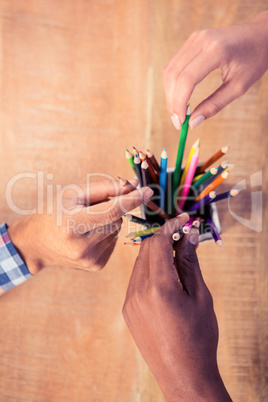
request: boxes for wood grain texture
[0,1,267,401]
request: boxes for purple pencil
[182,216,195,234]
[187,191,216,212]
[206,217,223,247]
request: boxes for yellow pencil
[179,139,200,189]
[126,226,161,239]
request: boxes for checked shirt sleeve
[0,223,32,292]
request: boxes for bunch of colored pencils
[123,105,240,247]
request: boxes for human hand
[8,178,153,274]
[123,215,232,401]
[163,11,268,130]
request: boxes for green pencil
[125,149,136,175]
[172,105,191,210]
[193,167,218,189]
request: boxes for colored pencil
[118,177,169,221]
[179,138,200,188]
[126,226,161,239]
[146,199,170,220]
[139,150,146,161]
[141,159,151,187]
[194,171,229,202]
[133,146,139,156]
[124,214,151,226]
[176,147,199,214]
[193,167,218,189]
[210,189,240,203]
[206,217,223,247]
[118,176,135,189]
[146,157,159,184]
[217,160,229,175]
[125,149,136,175]
[202,162,234,188]
[172,104,191,209]
[195,145,230,175]
[159,148,168,210]
[146,149,160,174]
[182,216,195,234]
[172,231,182,241]
[187,191,216,212]
[134,154,143,186]
[132,237,143,244]
[192,217,202,228]
[193,173,203,183]
[133,234,155,242]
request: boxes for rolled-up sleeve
[0,223,32,293]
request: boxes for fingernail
[143,187,154,201]
[171,114,181,130]
[178,212,189,220]
[128,179,139,188]
[189,229,199,245]
[190,115,205,130]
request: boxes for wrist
[8,216,44,275]
[162,369,232,402]
[250,11,268,50]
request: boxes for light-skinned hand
[8,178,153,274]
[163,11,268,130]
[123,214,232,401]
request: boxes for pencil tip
[186,104,191,115]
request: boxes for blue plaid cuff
[0,223,32,292]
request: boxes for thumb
[174,228,206,298]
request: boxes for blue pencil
[159,148,168,210]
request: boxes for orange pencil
[139,150,146,161]
[195,145,230,175]
[194,170,229,202]
[118,176,169,220]
[146,149,160,174]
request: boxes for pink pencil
[176,148,200,214]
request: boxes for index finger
[79,178,139,205]
[77,186,154,227]
[163,34,201,115]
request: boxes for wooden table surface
[0,1,267,401]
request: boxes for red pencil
[146,149,160,174]
[118,176,169,220]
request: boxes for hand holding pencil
[123,215,232,402]
[163,11,268,130]
[8,178,153,274]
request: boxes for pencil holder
[141,166,221,243]
[124,138,236,246]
